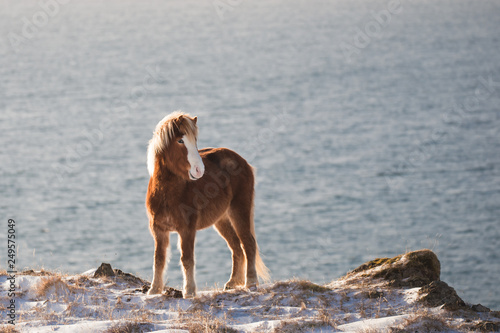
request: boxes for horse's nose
[194,164,204,178]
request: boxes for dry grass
[315,308,338,327]
[274,319,336,332]
[68,274,101,289]
[0,326,20,333]
[266,279,331,293]
[177,309,238,333]
[64,300,82,317]
[188,289,237,311]
[34,275,75,300]
[20,268,57,276]
[104,322,154,333]
[389,310,454,332]
[0,296,10,311]
[130,308,155,323]
[29,304,61,325]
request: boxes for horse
[146,111,270,298]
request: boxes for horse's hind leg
[228,205,258,289]
[178,229,197,298]
[214,217,245,289]
[148,227,170,295]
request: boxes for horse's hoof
[246,277,259,291]
[224,282,238,290]
[183,291,196,298]
[147,288,162,295]
[246,284,258,292]
[224,279,245,290]
[183,285,197,298]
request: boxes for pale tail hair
[249,166,270,282]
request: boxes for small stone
[471,304,491,312]
[165,287,183,298]
[94,263,115,278]
[141,284,150,294]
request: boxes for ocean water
[1,0,499,309]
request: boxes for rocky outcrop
[342,249,500,321]
[343,249,441,288]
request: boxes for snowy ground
[1,263,498,332]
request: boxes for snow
[3,270,496,332]
[337,315,409,332]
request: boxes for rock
[472,304,491,312]
[93,263,115,278]
[92,263,180,297]
[418,280,466,311]
[343,249,441,288]
[140,284,150,294]
[165,287,183,298]
[113,268,147,286]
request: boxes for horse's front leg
[148,229,170,295]
[179,229,197,298]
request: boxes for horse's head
[148,111,205,180]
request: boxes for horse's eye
[178,139,184,144]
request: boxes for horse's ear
[193,116,198,124]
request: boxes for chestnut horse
[146,111,269,297]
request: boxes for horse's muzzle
[189,164,204,180]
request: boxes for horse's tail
[250,166,271,283]
[255,245,271,283]
[250,217,270,282]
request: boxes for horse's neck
[155,165,185,196]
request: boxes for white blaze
[183,135,204,180]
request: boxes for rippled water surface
[1,0,499,309]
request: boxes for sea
[1,0,499,309]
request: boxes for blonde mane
[147,111,198,176]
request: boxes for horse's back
[199,148,252,172]
[199,147,254,191]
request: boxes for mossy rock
[344,249,441,288]
[349,255,403,274]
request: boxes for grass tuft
[34,275,74,300]
[0,326,20,333]
[177,309,238,333]
[267,279,331,293]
